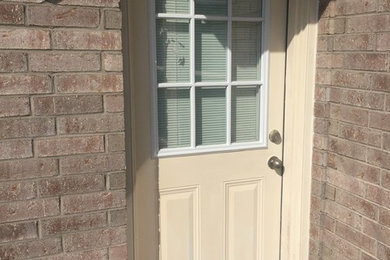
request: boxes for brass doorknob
[268,156,283,171]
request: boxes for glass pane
[158,88,191,149]
[231,86,260,143]
[156,0,189,14]
[196,87,226,145]
[195,0,227,16]
[195,21,227,82]
[232,22,261,81]
[232,0,262,17]
[156,19,190,83]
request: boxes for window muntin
[153,0,267,155]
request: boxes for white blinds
[158,88,191,149]
[155,0,264,151]
[156,19,190,83]
[195,21,227,82]
[196,88,227,145]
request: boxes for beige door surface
[158,1,287,259]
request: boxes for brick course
[311,1,390,259]
[0,0,126,258]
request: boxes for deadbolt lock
[269,130,282,144]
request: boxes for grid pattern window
[154,0,267,155]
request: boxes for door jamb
[122,0,319,258]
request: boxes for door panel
[158,0,287,259]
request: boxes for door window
[153,0,267,155]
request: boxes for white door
[152,0,287,259]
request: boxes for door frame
[122,0,318,258]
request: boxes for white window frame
[150,0,270,157]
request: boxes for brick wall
[0,0,127,259]
[311,0,390,259]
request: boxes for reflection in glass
[232,0,262,17]
[196,87,226,145]
[158,88,191,149]
[231,86,260,143]
[156,0,190,14]
[195,21,227,82]
[232,22,261,81]
[195,0,227,16]
[157,19,190,83]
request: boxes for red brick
[362,252,377,260]
[335,222,376,254]
[0,222,37,243]
[109,172,126,189]
[371,74,390,93]
[62,191,126,214]
[41,212,106,236]
[334,0,376,15]
[326,168,366,197]
[0,181,36,202]
[330,104,368,126]
[370,112,390,131]
[107,133,125,152]
[328,153,380,184]
[367,148,390,170]
[324,200,362,230]
[0,4,24,25]
[366,184,390,208]
[335,189,378,220]
[316,69,331,85]
[0,74,52,95]
[58,0,119,7]
[313,118,329,135]
[386,95,390,111]
[53,30,121,50]
[109,244,128,260]
[363,218,390,246]
[322,215,336,232]
[317,18,345,35]
[382,170,390,190]
[0,139,32,160]
[379,207,390,229]
[60,153,126,175]
[322,230,360,259]
[105,10,122,29]
[312,149,327,166]
[314,102,329,118]
[346,14,390,33]
[328,137,367,161]
[313,134,327,150]
[0,238,62,259]
[109,208,126,226]
[35,135,104,157]
[341,53,388,71]
[63,226,126,252]
[383,134,390,152]
[377,33,390,51]
[0,158,58,181]
[57,114,124,135]
[105,94,124,112]
[40,249,108,260]
[378,243,390,260]
[337,122,382,147]
[39,174,104,197]
[378,0,390,11]
[333,34,375,51]
[0,28,50,49]
[332,70,370,89]
[0,52,27,72]
[0,117,55,139]
[32,95,103,116]
[314,86,328,102]
[0,96,29,118]
[29,52,100,72]
[0,198,59,222]
[55,74,123,93]
[329,88,384,110]
[27,6,99,27]
[103,53,123,71]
